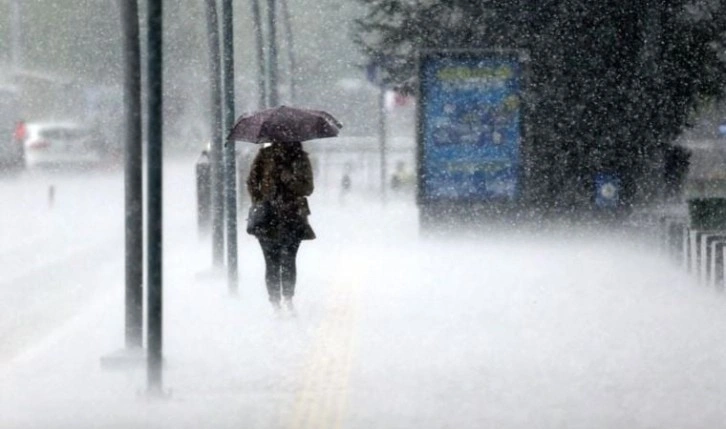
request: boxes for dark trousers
[258,238,301,302]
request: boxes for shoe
[270,299,282,315]
[283,298,296,317]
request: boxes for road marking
[286,258,364,429]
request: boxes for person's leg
[259,239,283,304]
[280,239,302,300]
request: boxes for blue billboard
[418,51,524,202]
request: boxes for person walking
[246,141,315,314]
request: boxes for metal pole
[10,0,22,71]
[146,0,164,393]
[279,0,296,103]
[251,0,267,108]
[266,0,279,107]
[206,0,225,268]
[641,0,664,202]
[222,0,238,294]
[378,86,387,204]
[121,0,143,350]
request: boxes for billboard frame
[415,48,532,224]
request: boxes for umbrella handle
[224,132,234,146]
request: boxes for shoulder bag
[246,200,275,235]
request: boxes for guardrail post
[706,235,726,287]
[697,232,724,285]
[692,230,708,282]
[711,239,725,288]
[717,243,726,291]
[682,224,691,270]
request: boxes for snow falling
[2,1,726,428]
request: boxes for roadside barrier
[654,200,726,290]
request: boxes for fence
[654,198,726,291]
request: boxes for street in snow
[0,156,725,428]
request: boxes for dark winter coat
[246,142,315,241]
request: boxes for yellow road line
[286,258,364,429]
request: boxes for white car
[23,122,104,169]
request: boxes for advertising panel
[417,50,525,203]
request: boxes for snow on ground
[0,155,726,428]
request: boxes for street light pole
[251,0,267,108]
[279,0,296,104]
[378,86,387,204]
[146,0,164,394]
[120,0,143,350]
[221,0,238,294]
[205,0,225,269]
[266,0,279,107]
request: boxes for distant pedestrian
[340,161,353,204]
[246,141,315,314]
[342,172,352,192]
[390,160,413,192]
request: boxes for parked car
[23,121,105,169]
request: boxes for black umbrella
[228,105,342,144]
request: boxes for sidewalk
[3,194,726,429]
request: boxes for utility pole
[99,0,145,373]
[251,0,267,108]
[378,86,387,204]
[146,0,164,394]
[121,0,143,350]
[279,0,296,104]
[222,0,238,294]
[267,0,279,107]
[206,0,225,269]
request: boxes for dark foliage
[354,0,726,211]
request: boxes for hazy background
[2,3,726,428]
[0,0,393,151]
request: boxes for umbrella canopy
[228,105,342,144]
